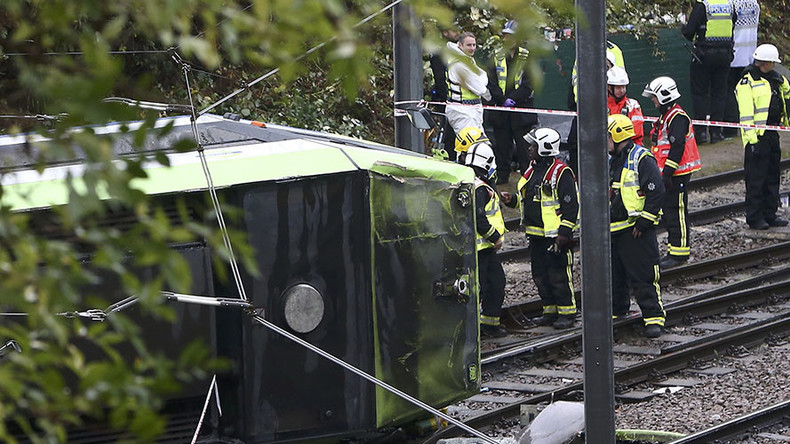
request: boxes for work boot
[659,254,687,269]
[553,314,575,330]
[694,128,708,144]
[645,324,662,339]
[532,314,558,326]
[709,128,725,144]
[481,324,508,338]
[749,220,770,230]
[768,217,789,227]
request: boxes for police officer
[487,20,538,185]
[606,66,645,146]
[607,114,666,339]
[642,76,702,269]
[501,127,578,329]
[723,0,760,138]
[465,141,508,337]
[736,43,790,230]
[682,0,737,143]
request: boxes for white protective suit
[444,41,491,138]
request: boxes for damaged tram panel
[0,114,480,443]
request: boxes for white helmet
[642,76,680,105]
[464,141,497,180]
[525,127,561,157]
[753,43,781,63]
[606,66,629,86]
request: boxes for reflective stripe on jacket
[607,96,645,146]
[702,0,735,41]
[650,104,702,175]
[475,179,505,250]
[495,47,529,93]
[517,160,578,237]
[610,145,655,232]
[735,70,790,146]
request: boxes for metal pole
[576,0,616,442]
[392,3,424,151]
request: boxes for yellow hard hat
[455,127,488,153]
[607,114,635,143]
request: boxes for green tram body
[0,114,481,443]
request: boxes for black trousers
[529,236,575,315]
[664,174,691,259]
[611,227,665,325]
[690,48,733,129]
[492,116,532,182]
[745,131,782,226]
[478,247,506,324]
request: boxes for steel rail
[668,399,790,443]
[487,278,790,365]
[491,267,790,361]
[427,312,790,443]
[500,241,790,329]
[500,192,790,261]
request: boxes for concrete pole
[392,3,424,152]
[576,0,616,442]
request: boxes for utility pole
[576,0,616,442]
[392,3,424,152]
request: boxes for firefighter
[445,32,491,138]
[607,114,666,339]
[642,76,702,269]
[735,43,790,230]
[501,127,578,329]
[486,19,538,185]
[681,0,737,143]
[464,141,507,337]
[606,66,645,145]
[565,42,624,173]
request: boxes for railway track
[498,191,790,262]
[499,241,790,330]
[425,271,790,443]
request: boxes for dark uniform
[487,46,538,183]
[736,63,790,228]
[474,177,507,336]
[650,102,702,266]
[609,140,666,328]
[509,156,578,326]
[682,0,736,143]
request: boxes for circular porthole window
[282,284,325,334]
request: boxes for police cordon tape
[393,100,790,133]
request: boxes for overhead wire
[175,50,249,303]
[2,4,497,438]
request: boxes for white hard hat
[606,66,630,86]
[642,76,680,105]
[753,44,781,63]
[464,141,497,180]
[525,127,561,157]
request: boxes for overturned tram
[0,114,481,442]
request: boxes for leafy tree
[0,0,573,441]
